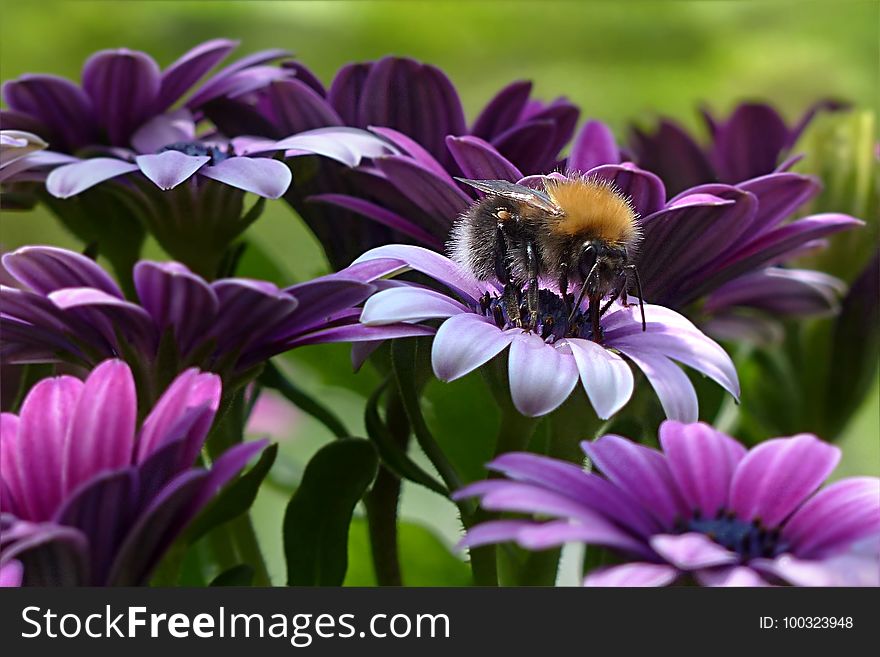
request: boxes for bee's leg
[558,262,570,312]
[624,264,647,332]
[599,286,623,317]
[502,283,522,328]
[495,224,522,328]
[589,293,603,343]
[525,240,539,330]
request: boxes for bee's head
[577,239,628,279]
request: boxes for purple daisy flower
[203,56,579,268]
[351,244,739,421]
[296,113,859,332]
[1,41,298,276]
[0,359,267,586]
[455,421,880,587]
[629,100,849,195]
[0,246,427,396]
[1,39,290,152]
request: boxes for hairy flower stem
[205,391,272,586]
[363,391,409,586]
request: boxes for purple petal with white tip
[566,337,634,419]
[361,286,468,325]
[508,333,579,417]
[199,156,291,198]
[432,314,516,382]
[46,158,139,198]
[136,151,208,190]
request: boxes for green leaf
[344,517,471,586]
[284,438,379,586]
[210,564,255,587]
[185,444,279,544]
[260,360,350,439]
[364,380,447,496]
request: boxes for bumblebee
[448,176,646,341]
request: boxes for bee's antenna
[568,258,600,325]
[625,264,647,332]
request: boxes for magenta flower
[352,245,738,421]
[456,421,880,586]
[629,100,849,195]
[0,359,266,586]
[0,246,423,394]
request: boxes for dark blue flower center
[478,287,598,342]
[159,141,230,165]
[680,509,789,560]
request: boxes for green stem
[363,390,408,586]
[205,390,272,586]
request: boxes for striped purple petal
[568,120,620,172]
[15,376,84,520]
[471,80,533,140]
[488,451,659,537]
[136,368,221,463]
[658,420,746,517]
[63,360,137,496]
[782,477,880,558]
[133,260,218,355]
[81,49,161,146]
[2,245,123,297]
[264,78,342,134]
[446,135,523,182]
[2,75,98,152]
[357,56,466,167]
[156,38,238,112]
[729,434,840,527]
[583,434,688,528]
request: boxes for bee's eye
[495,209,511,221]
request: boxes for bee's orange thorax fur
[544,177,638,244]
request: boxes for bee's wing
[456,178,561,215]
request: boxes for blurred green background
[1,0,878,585]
